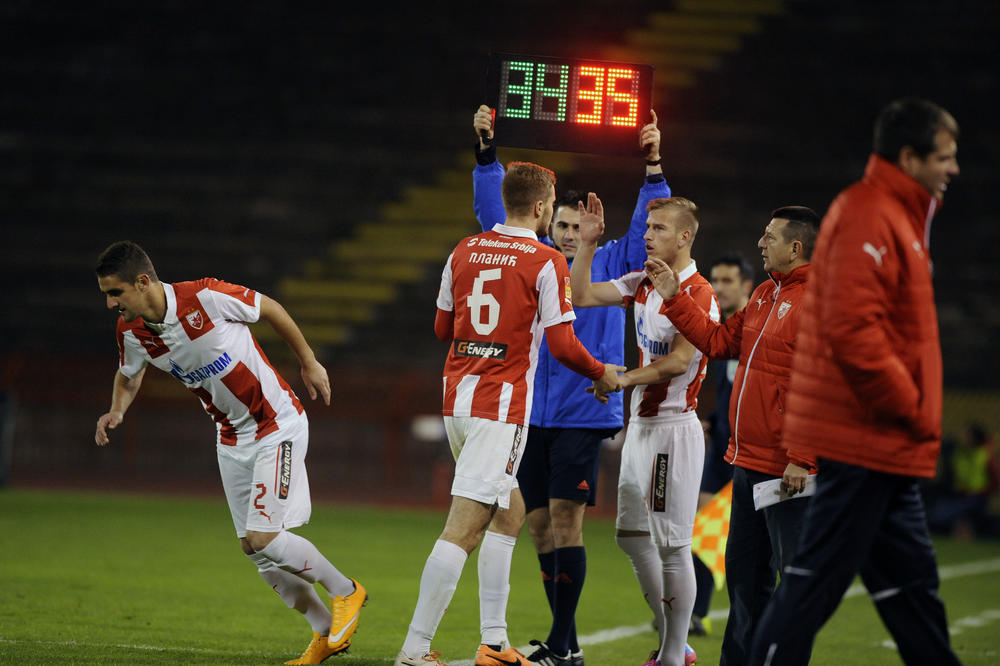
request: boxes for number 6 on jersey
[467,268,502,335]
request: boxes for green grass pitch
[1,488,998,665]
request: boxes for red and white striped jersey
[612,261,719,420]
[116,279,304,446]
[437,224,576,425]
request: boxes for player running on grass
[94,240,364,665]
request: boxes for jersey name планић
[437,224,576,425]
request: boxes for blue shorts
[516,426,616,512]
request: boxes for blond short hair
[502,161,556,217]
[647,197,699,240]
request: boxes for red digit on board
[574,66,605,125]
[607,67,640,127]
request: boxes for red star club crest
[185,309,204,330]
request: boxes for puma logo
[293,560,313,575]
[258,510,272,522]
[663,595,677,610]
[863,242,888,266]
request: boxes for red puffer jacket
[661,264,814,477]
[782,155,943,478]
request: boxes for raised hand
[473,104,494,148]
[576,192,605,245]
[640,109,661,161]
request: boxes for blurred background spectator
[927,423,1000,539]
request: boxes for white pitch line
[880,608,1000,649]
[0,637,270,656]
[448,557,1000,666]
[6,558,999,665]
[843,556,1000,599]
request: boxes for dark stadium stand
[2,1,997,501]
[0,1,648,355]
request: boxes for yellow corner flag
[691,480,732,590]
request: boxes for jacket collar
[768,263,810,288]
[863,154,938,245]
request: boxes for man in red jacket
[748,98,962,665]
[645,205,820,665]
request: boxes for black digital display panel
[486,52,654,155]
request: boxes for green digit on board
[533,63,569,121]
[500,60,534,119]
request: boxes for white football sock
[616,534,666,638]
[402,539,468,658]
[249,552,331,634]
[257,530,354,597]
[478,530,517,646]
[659,543,696,666]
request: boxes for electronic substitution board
[485,53,654,155]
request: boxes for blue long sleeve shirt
[472,156,670,429]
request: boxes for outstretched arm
[619,334,698,390]
[545,321,626,401]
[259,295,331,405]
[570,193,626,308]
[95,366,146,446]
[647,257,741,358]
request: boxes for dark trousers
[720,466,808,666]
[749,459,961,666]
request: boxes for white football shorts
[217,415,312,537]
[617,412,704,547]
[444,415,524,510]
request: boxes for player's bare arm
[95,366,146,446]
[569,193,622,308]
[474,104,493,150]
[589,364,627,404]
[434,307,455,342]
[259,295,331,406]
[619,334,697,391]
[645,257,681,301]
[588,363,628,404]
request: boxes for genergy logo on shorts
[454,339,508,361]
